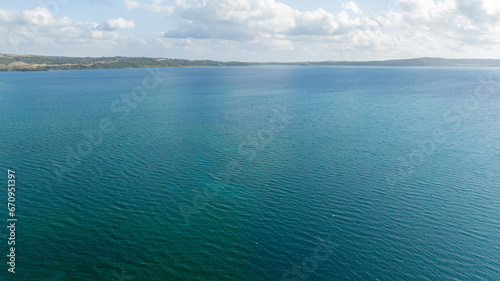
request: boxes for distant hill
[302,57,500,67]
[0,54,249,71]
[1,54,500,71]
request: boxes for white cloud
[124,0,141,10]
[22,7,56,26]
[97,17,135,30]
[161,0,370,39]
[342,1,363,15]
[141,0,396,60]
[3,1,500,61]
[455,0,500,23]
[124,0,174,14]
[0,7,138,54]
[390,0,500,46]
[120,0,499,60]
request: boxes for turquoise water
[1,66,499,280]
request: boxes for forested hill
[302,57,500,67]
[2,54,500,71]
[0,54,250,71]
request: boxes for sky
[1,0,500,62]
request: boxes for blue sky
[1,0,500,61]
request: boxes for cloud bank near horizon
[1,0,500,61]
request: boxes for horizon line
[2,53,500,64]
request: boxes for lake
[1,66,499,280]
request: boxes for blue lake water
[1,66,499,280]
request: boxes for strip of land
[1,54,500,71]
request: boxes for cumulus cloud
[131,0,393,60]
[0,7,137,54]
[21,7,56,27]
[119,0,500,60]
[342,1,363,15]
[162,0,368,39]
[391,0,500,46]
[96,17,135,30]
[2,1,500,61]
[455,0,500,23]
